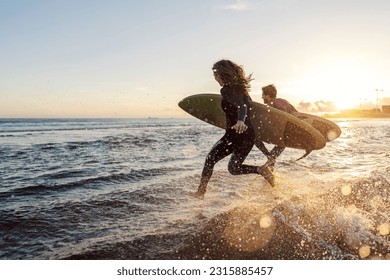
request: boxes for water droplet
[259,215,272,228]
[359,245,371,258]
[378,223,390,236]
[341,185,352,196]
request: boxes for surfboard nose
[178,97,190,111]
[178,100,184,109]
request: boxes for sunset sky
[1,0,390,118]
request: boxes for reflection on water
[223,206,276,252]
[0,118,389,259]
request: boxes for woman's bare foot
[189,191,205,199]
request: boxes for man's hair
[262,84,277,98]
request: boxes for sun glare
[295,58,386,111]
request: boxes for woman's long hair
[212,59,253,95]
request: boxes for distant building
[383,105,390,113]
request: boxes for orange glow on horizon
[286,58,387,112]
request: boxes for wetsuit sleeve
[287,103,298,113]
[223,90,248,121]
[233,97,247,122]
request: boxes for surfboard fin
[296,149,313,161]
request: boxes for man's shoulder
[272,98,297,113]
[273,98,290,107]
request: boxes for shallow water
[0,118,389,259]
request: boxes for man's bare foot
[257,165,275,187]
[265,157,275,172]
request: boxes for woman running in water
[192,60,274,198]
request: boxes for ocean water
[0,118,389,260]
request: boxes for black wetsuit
[198,85,258,194]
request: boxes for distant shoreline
[323,110,390,118]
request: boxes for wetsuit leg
[254,139,270,157]
[228,136,257,175]
[255,140,284,168]
[269,146,285,158]
[197,134,234,194]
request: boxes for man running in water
[255,84,298,169]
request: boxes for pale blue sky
[1,0,390,117]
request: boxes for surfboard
[178,94,327,152]
[292,112,341,142]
